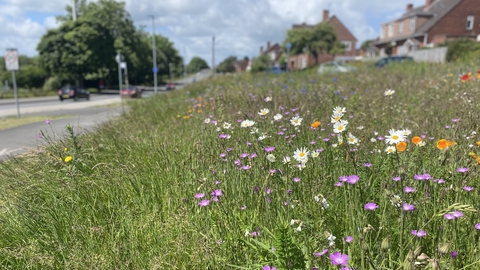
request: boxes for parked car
[374,56,414,68]
[58,86,90,101]
[265,66,286,74]
[166,82,176,90]
[317,61,357,74]
[121,85,142,98]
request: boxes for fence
[407,47,448,63]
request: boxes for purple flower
[293,177,301,183]
[227,148,232,152]
[411,230,426,237]
[310,140,316,145]
[364,202,379,210]
[218,134,230,139]
[234,159,241,166]
[317,148,324,153]
[452,118,459,122]
[240,205,247,210]
[363,163,372,167]
[198,200,210,206]
[344,236,353,243]
[219,153,226,158]
[269,169,276,174]
[263,266,276,270]
[250,153,258,158]
[240,153,249,158]
[335,182,343,187]
[339,176,348,182]
[241,165,251,170]
[329,252,349,266]
[392,176,401,182]
[456,167,469,173]
[45,119,50,124]
[265,146,275,152]
[195,193,205,199]
[346,175,359,184]
[323,138,330,142]
[278,131,284,135]
[444,213,455,220]
[453,211,464,218]
[475,223,480,230]
[314,248,329,257]
[211,189,222,197]
[246,141,252,146]
[414,174,425,180]
[213,196,219,202]
[403,203,415,211]
[464,186,474,192]
[266,188,271,194]
[451,251,458,258]
[403,186,416,193]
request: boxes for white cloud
[1,0,428,63]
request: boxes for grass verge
[0,115,73,130]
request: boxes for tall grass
[0,62,479,269]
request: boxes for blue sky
[0,0,426,65]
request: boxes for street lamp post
[116,53,124,114]
[149,15,158,95]
[286,43,292,73]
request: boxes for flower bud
[381,236,391,251]
[414,246,423,258]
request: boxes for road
[0,70,211,160]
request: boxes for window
[466,15,474,30]
[410,17,416,32]
[399,21,404,34]
[388,23,394,37]
[342,41,352,52]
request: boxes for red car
[121,86,142,98]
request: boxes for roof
[291,15,357,41]
[262,43,282,54]
[374,0,463,45]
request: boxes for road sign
[120,62,127,69]
[286,43,292,49]
[5,49,19,71]
[152,67,158,73]
[115,53,124,63]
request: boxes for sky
[0,0,428,65]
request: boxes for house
[373,0,480,56]
[258,41,283,67]
[232,57,250,72]
[288,10,358,70]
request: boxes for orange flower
[476,141,480,147]
[437,139,448,150]
[477,70,480,79]
[396,141,407,152]
[446,140,457,147]
[311,121,321,128]
[411,136,422,145]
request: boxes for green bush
[441,38,480,62]
[43,76,62,91]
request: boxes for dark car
[166,82,176,90]
[121,85,142,98]
[374,56,414,68]
[58,86,90,101]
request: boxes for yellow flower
[476,141,480,147]
[64,147,68,151]
[64,156,73,162]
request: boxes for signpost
[116,53,124,114]
[286,43,292,73]
[5,48,20,118]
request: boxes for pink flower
[293,177,301,183]
[329,252,349,266]
[364,202,378,210]
[464,186,474,192]
[411,230,426,237]
[195,193,205,199]
[198,200,210,206]
[403,203,415,211]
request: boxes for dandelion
[385,129,405,144]
[384,89,395,96]
[293,147,309,163]
[258,108,270,115]
[266,154,276,162]
[273,114,283,121]
[411,230,426,237]
[290,116,303,126]
[330,252,349,266]
[333,120,348,133]
[199,200,210,206]
[364,202,379,210]
[385,146,396,154]
[64,156,73,162]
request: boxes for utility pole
[169,63,173,81]
[149,15,158,94]
[212,35,215,76]
[183,45,187,77]
[116,53,124,114]
[72,0,77,21]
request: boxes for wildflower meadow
[0,62,479,269]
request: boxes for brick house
[232,57,250,72]
[258,41,283,67]
[372,0,480,56]
[288,10,358,70]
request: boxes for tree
[360,39,376,50]
[283,23,344,64]
[187,57,209,74]
[250,54,270,73]
[216,56,237,73]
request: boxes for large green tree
[187,57,209,74]
[216,56,237,73]
[283,23,345,64]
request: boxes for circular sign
[4,50,19,71]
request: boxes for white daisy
[266,154,276,162]
[347,133,358,145]
[357,126,364,130]
[293,147,309,163]
[258,134,267,141]
[264,96,272,102]
[322,198,329,209]
[385,129,405,144]
[402,129,411,136]
[258,108,270,116]
[370,138,377,142]
[332,106,346,115]
[333,120,348,133]
[273,113,283,121]
[240,120,255,128]
[250,127,259,134]
[204,118,211,124]
[331,112,343,123]
[290,116,303,126]
[283,156,291,164]
[223,122,231,129]
[384,89,395,96]
[216,127,221,132]
[385,145,396,154]
[311,152,319,158]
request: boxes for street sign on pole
[120,62,127,69]
[5,49,19,71]
[117,53,124,114]
[152,67,158,73]
[5,48,20,118]
[285,43,292,73]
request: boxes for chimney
[260,46,264,54]
[323,10,329,22]
[406,4,413,12]
[425,0,434,9]
[267,42,271,50]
